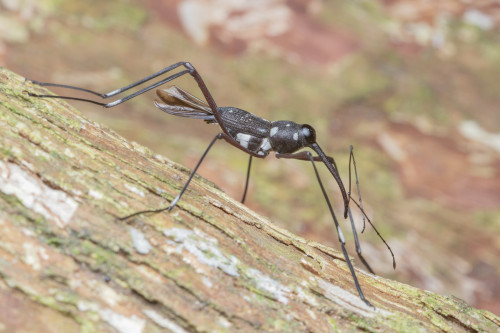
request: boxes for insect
[28,61,395,307]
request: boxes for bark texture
[0,67,499,332]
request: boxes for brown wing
[154,86,216,123]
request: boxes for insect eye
[301,124,316,144]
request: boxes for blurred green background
[2,0,499,315]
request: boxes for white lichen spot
[306,309,317,320]
[21,160,34,171]
[202,276,213,288]
[88,189,103,200]
[64,148,75,158]
[163,227,239,276]
[21,228,36,237]
[0,161,78,227]
[270,127,279,137]
[246,268,290,304]
[217,316,232,328]
[143,309,188,333]
[129,227,152,255]
[99,308,145,333]
[317,278,391,317]
[125,184,145,197]
[22,243,48,270]
[295,286,318,306]
[98,285,121,307]
[77,300,100,312]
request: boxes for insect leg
[120,132,225,220]
[29,62,191,98]
[241,155,252,204]
[277,151,375,273]
[348,207,375,274]
[348,146,366,232]
[29,62,252,155]
[348,146,397,270]
[304,151,372,307]
[275,151,336,168]
[277,146,349,219]
[28,66,191,108]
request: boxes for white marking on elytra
[236,133,252,149]
[286,124,291,127]
[293,132,298,140]
[270,127,278,137]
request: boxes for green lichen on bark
[0,67,499,332]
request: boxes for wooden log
[0,67,498,332]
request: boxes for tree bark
[0,67,498,332]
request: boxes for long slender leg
[278,151,376,274]
[120,133,224,220]
[29,68,191,108]
[241,155,252,204]
[347,146,396,270]
[304,151,372,307]
[348,207,375,274]
[29,62,190,99]
[29,61,247,150]
[276,151,337,170]
[345,146,374,273]
[120,132,266,220]
[348,145,366,232]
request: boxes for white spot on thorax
[259,137,271,152]
[270,127,278,137]
[293,132,298,140]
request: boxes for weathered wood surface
[0,67,498,332]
